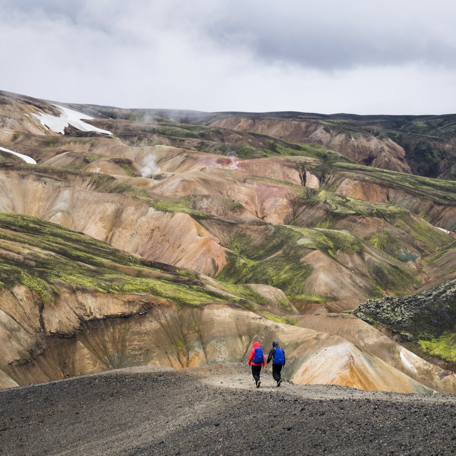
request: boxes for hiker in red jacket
[248,341,265,388]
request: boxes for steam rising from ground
[228,156,238,169]
[141,155,161,177]
[141,114,158,125]
[221,150,239,169]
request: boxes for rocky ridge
[355,280,456,370]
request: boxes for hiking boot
[277,379,282,387]
[256,380,261,388]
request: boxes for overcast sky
[1,0,455,114]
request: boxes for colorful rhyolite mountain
[1,90,456,393]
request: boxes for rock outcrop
[354,280,456,371]
[355,280,456,341]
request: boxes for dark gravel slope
[1,364,456,456]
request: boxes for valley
[1,90,456,394]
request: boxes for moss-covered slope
[212,220,423,311]
[0,213,283,311]
[2,90,456,308]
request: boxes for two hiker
[248,340,285,388]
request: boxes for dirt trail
[1,364,456,456]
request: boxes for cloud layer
[1,0,455,114]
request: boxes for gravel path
[1,363,456,455]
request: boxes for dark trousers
[251,365,262,382]
[272,364,283,382]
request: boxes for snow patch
[0,146,36,164]
[399,348,418,373]
[32,105,112,136]
[437,227,450,234]
[141,155,161,177]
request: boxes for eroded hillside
[1,90,456,392]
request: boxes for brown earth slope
[210,116,412,173]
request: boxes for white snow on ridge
[33,105,112,136]
[437,227,451,234]
[399,348,418,373]
[0,146,36,164]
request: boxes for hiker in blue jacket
[267,340,286,387]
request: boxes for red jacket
[248,341,265,367]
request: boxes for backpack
[274,348,285,365]
[253,347,264,364]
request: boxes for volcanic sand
[1,363,456,456]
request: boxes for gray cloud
[205,0,456,70]
[0,0,455,114]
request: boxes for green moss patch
[145,197,209,217]
[216,227,314,298]
[275,143,354,165]
[304,187,408,219]
[260,311,298,326]
[290,226,363,256]
[333,163,456,205]
[419,331,456,363]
